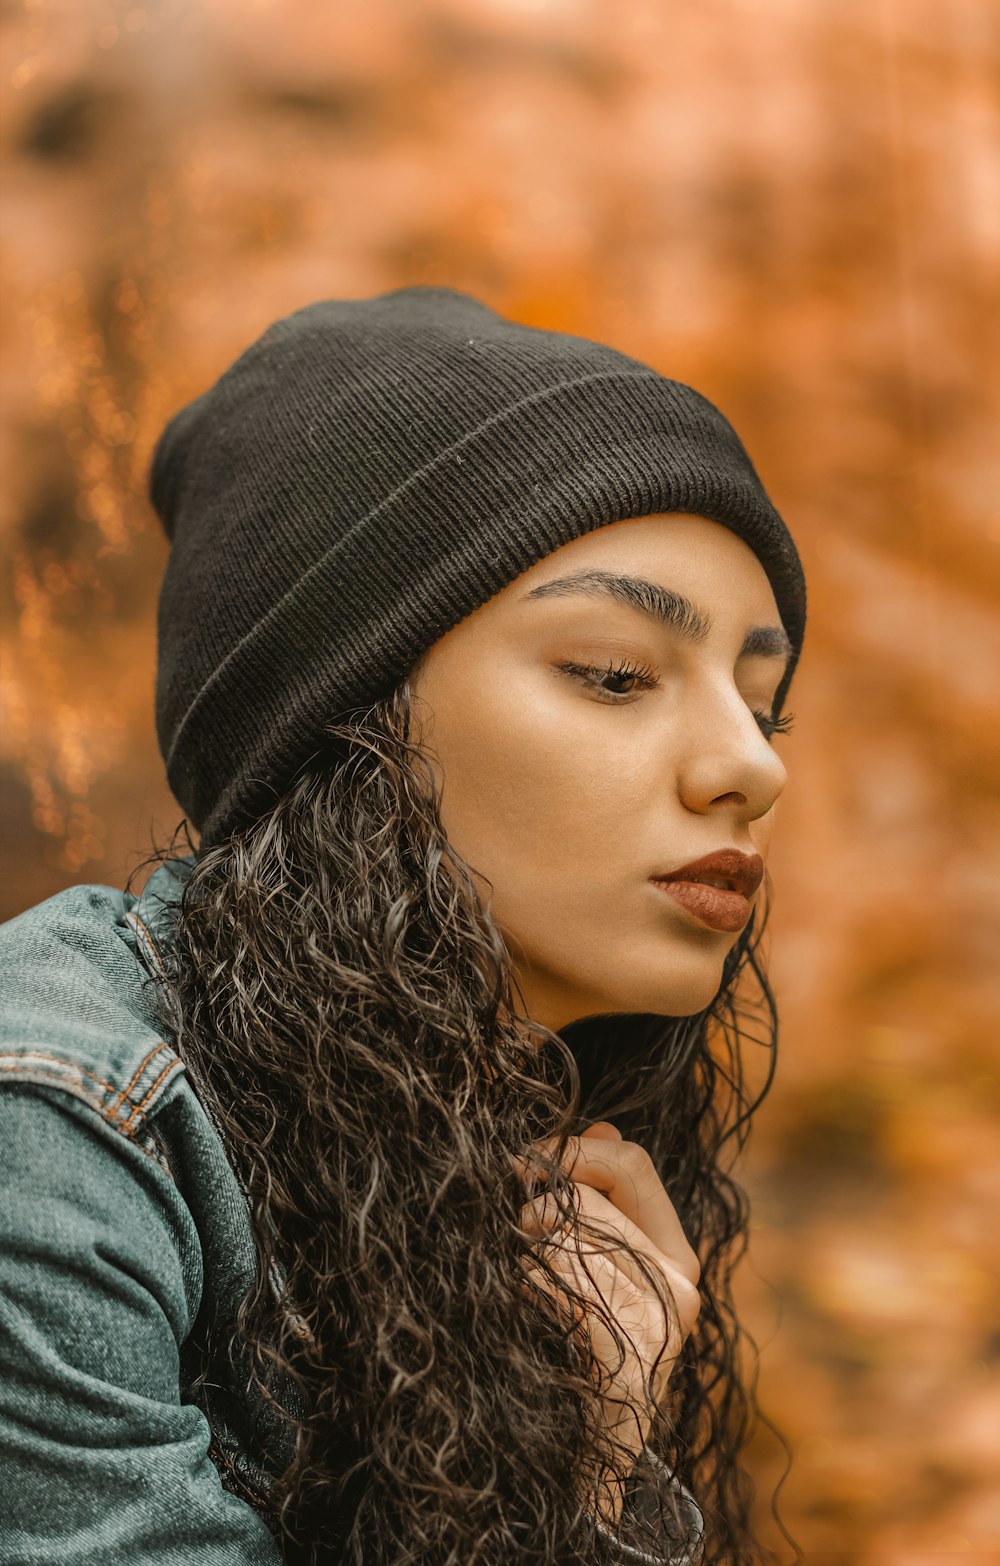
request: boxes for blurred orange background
[2,1,998,1560]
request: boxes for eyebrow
[522,569,792,662]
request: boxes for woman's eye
[557,659,658,702]
[556,662,796,734]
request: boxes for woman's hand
[513,1122,701,1529]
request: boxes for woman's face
[408,513,792,1032]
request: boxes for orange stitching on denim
[209,1437,269,1502]
[130,911,167,978]
[0,1057,141,1142]
[1,1055,183,1160]
[121,1056,182,1131]
[106,1040,170,1117]
[207,1437,274,1513]
[0,1052,119,1101]
[1,1044,182,1137]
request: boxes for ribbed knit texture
[149,284,806,849]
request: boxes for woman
[0,285,806,1565]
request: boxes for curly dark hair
[132,678,796,1565]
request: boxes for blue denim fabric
[0,858,702,1565]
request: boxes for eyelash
[557,659,796,741]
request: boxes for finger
[520,1182,701,1343]
[524,1183,654,1261]
[521,1185,701,1338]
[510,1120,620,1181]
[518,1237,694,1437]
[530,1136,699,1287]
[518,1247,686,1406]
[579,1121,623,1142]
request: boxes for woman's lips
[649,878,752,932]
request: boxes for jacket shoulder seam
[0,1041,184,1148]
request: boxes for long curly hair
[133,678,796,1565]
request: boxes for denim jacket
[0,857,703,1565]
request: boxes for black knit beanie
[149,284,806,850]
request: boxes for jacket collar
[128,852,197,975]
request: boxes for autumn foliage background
[2,1,998,1560]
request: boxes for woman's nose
[675,695,787,822]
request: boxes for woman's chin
[565,980,722,1026]
[612,971,725,1019]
